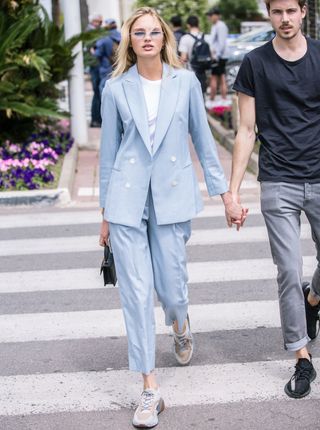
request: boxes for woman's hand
[99,219,109,246]
[222,191,248,231]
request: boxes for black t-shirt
[233,37,320,182]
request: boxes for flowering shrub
[0,121,74,191]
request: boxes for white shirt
[210,21,229,59]
[178,30,202,70]
[139,75,162,148]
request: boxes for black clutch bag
[100,243,117,286]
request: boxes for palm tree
[0,0,95,141]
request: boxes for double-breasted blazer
[99,63,228,227]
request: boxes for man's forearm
[230,126,256,194]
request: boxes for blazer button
[129,158,136,164]
[170,156,177,162]
[171,180,178,187]
[125,182,131,188]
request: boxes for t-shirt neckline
[139,74,162,85]
[270,36,309,66]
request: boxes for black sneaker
[284,355,317,399]
[302,282,320,340]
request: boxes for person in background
[207,7,229,103]
[94,18,121,95]
[86,13,103,127]
[99,6,244,428]
[169,15,185,55]
[178,15,208,95]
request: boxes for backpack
[189,33,213,71]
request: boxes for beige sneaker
[132,388,165,428]
[173,314,194,365]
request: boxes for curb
[0,143,78,206]
[207,113,258,175]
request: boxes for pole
[61,0,88,147]
[39,0,52,20]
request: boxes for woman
[99,7,243,428]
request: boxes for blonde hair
[112,7,182,77]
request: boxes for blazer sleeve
[188,73,228,196]
[99,80,123,208]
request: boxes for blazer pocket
[111,166,121,172]
[183,160,193,168]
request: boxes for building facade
[86,0,135,27]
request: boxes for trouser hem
[164,303,188,332]
[285,335,310,352]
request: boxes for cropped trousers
[109,189,191,374]
[261,182,320,351]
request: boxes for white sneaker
[173,314,194,365]
[132,388,165,428]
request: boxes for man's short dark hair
[206,7,221,16]
[170,15,183,27]
[186,15,199,28]
[264,0,306,11]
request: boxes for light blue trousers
[261,182,320,352]
[109,190,191,374]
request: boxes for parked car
[226,25,275,91]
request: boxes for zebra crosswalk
[0,195,320,429]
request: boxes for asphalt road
[1,161,320,430]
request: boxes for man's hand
[99,219,109,246]
[222,191,248,231]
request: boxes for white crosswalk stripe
[1,359,320,416]
[0,224,312,256]
[0,202,262,229]
[0,187,319,424]
[0,255,316,293]
[77,181,259,197]
[0,301,281,343]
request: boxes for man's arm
[228,92,256,223]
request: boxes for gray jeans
[261,182,320,352]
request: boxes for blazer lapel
[122,65,152,155]
[152,64,180,155]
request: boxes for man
[170,15,185,54]
[207,7,229,102]
[94,19,121,95]
[86,13,103,127]
[178,15,209,95]
[230,0,320,399]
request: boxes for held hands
[99,219,109,246]
[222,191,248,231]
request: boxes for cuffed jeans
[109,190,191,374]
[261,182,320,351]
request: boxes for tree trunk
[52,0,60,27]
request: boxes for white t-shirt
[139,75,162,148]
[210,21,229,59]
[178,30,202,70]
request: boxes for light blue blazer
[99,63,228,227]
